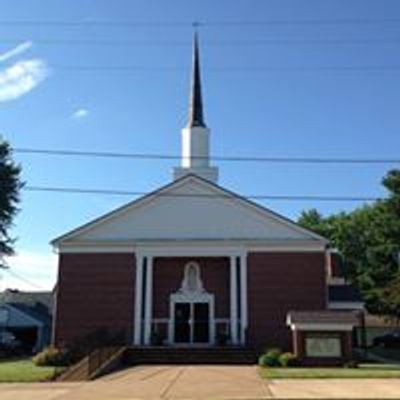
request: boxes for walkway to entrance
[2,366,400,399]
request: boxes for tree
[298,169,400,316]
[383,272,400,323]
[0,137,22,261]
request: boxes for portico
[133,246,248,347]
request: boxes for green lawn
[0,358,63,382]
[260,364,400,379]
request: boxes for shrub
[344,359,359,368]
[258,348,282,367]
[278,352,298,367]
[32,347,71,367]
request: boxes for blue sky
[1,0,400,290]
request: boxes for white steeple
[173,33,219,183]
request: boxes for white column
[240,254,248,345]
[133,254,144,345]
[230,256,238,345]
[144,256,153,345]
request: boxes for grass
[0,358,64,382]
[260,364,400,379]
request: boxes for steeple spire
[173,31,218,183]
[188,32,206,128]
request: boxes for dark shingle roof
[0,289,53,313]
[9,303,51,325]
[288,310,359,325]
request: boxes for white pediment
[53,175,326,246]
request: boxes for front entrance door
[173,302,210,344]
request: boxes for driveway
[1,365,400,399]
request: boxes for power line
[4,269,45,290]
[13,147,400,165]
[50,64,400,73]
[205,18,400,26]
[23,185,381,202]
[0,18,400,27]
[4,38,400,47]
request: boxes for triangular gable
[0,304,43,327]
[52,174,328,246]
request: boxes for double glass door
[174,302,210,344]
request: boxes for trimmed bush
[32,347,70,367]
[344,360,359,368]
[278,352,298,367]
[258,348,282,367]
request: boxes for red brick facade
[247,252,327,351]
[54,253,135,347]
[54,252,327,351]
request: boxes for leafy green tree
[383,272,400,322]
[0,138,22,262]
[298,169,400,315]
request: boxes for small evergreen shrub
[258,348,282,367]
[278,352,298,367]
[344,359,359,368]
[32,347,71,367]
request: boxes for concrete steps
[124,346,257,365]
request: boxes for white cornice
[328,301,365,311]
[56,238,326,254]
[289,323,355,332]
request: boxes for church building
[52,35,359,365]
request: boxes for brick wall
[54,253,135,347]
[247,252,327,351]
[54,251,327,350]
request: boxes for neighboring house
[51,35,359,365]
[0,289,53,353]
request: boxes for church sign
[305,333,342,358]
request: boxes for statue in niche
[181,262,204,293]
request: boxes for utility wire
[50,64,400,73]
[0,18,400,27]
[23,185,381,202]
[4,269,45,290]
[3,38,400,46]
[12,147,400,165]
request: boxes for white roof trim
[289,323,355,332]
[328,301,365,311]
[57,239,327,254]
[52,174,329,247]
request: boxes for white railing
[148,318,244,346]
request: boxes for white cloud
[0,58,49,102]
[1,251,57,291]
[0,41,33,63]
[72,108,89,119]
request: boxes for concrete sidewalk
[0,365,400,399]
